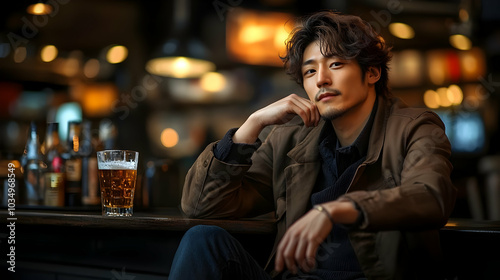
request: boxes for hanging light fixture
[27,2,53,15]
[146,0,215,78]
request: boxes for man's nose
[316,66,332,88]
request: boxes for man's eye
[303,69,315,76]
[330,62,343,68]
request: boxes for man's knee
[182,225,231,248]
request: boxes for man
[169,11,456,280]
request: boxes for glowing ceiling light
[146,56,215,79]
[145,0,215,78]
[450,34,472,51]
[389,23,415,39]
[41,45,58,62]
[27,3,53,15]
[106,45,128,64]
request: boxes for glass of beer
[97,150,139,217]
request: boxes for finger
[294,238,308,272]
[314,104,321,126]
[274,239,286,272]
[305,240,319,271]
[286,97,316,127]
[275,235,289,272]
[292,96,319,126]
[283,237,299,274]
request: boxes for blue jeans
[168,225,273,280]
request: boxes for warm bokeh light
[459,47,486,81]
[13,47,27,63]
[27,3,53,15]
[450,34,472,50]
[389,23,415,39]
[447,84,464,105]
[200,72,227,93]
[460,51,478,78]
[427,51,446,85]
[41,45,58,62]
[437,87,452,107]
[274,26,290,52]
[106,45,128,64]
[425,85,465,109]
[63,57,80,77]
[423,90,440,109]
[161,128,179,148]
[84,59,101,78]
[459,9,469,22]
[227,8,293,66]
[74,83,118,117]
[239,26,272,44]
[388,50,424,88]
[146,57,215,79]
[172,57,190,77]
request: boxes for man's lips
[316,91,340,102]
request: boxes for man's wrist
[233,114,264,144]
[313,204,335,225]
[322,201,360,225]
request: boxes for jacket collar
[365,96,391,164]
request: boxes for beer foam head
[98,161,137,170]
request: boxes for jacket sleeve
[341,111,457,231]
[181,131,276,219]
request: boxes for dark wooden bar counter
[1,208,500,279]
[0,208,276,279]
[1,209,276,234]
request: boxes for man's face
[301,41,376,121]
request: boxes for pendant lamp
[145,0,215,78]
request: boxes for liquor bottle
[80,120,100,206]
[21,122,46,205]
[43,123,65,207]
[99,119,117,150]
[65,121,82,207]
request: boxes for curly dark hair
[281,11,392,98]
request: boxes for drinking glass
[97,150,139,217]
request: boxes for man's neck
[332,94,377,147]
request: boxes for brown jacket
[181,96,456,279]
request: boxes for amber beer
[99,168,137,213]
[97,150,139,216]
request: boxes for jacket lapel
[284,122,323,227]
[348,96,390,193]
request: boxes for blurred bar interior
[0,0,500,219]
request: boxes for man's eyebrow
[302,59,315,67]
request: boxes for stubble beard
[314,88,347,121]
[320,106,347,121]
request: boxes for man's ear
[367,66,381,84]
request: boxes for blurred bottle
[80,120,100,206]
[43,123,65,207]
[99,119,117,150]
[21,122,46,205]
[65,121,82,207]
